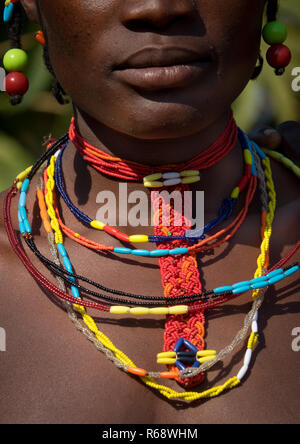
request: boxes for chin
[125,115,207,140]
[116,97,214,140]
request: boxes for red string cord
[69,111,238,181]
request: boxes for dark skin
[0,0,299,424]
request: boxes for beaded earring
[262,20,292,75]
[34,30,45,47]
[2,0,29,104]
[3,0,19,23]
[2,48,29,101]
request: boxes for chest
[1,206,299,424]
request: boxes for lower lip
[114,62,211,91]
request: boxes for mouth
[113,47,213,91]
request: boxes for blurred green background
[0,1,299,191]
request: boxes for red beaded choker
[69,111,237,181]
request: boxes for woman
[0,0,299,424]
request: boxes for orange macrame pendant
[152,186,206,389]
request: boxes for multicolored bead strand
[4,123,300,403]
[53,127,258,257]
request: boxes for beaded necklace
[16,158,259,312]
[53,134,255,257]
[69,112,237,182]
[64,118,256,247]
[16,119,258,316]
[45,114,259,386]
[4,121,300,401]
[5,181,300,398]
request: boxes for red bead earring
[262,21,292,75]
[2,48,29,104]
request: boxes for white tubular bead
[162,172,180,179]
[243,349,252,367]
[163,178,182,187]
[252,320,258,334]
[253,310,258,322]
[237,365,249,381]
